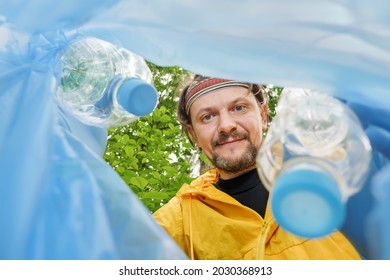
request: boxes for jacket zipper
[256,217,274,259]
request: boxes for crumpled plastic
[1,0,389,259]
[0,1,187,259]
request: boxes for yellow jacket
[154,169,361,260]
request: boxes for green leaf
[142,191,169,200]
[131,162,139,169]
[147,178,161,185]
[116,166,125,174]
[129,176,148,190]
[159,106,167,114]
[151,171,161,180]
[124,146,134,157]
[159,114,171,123]
[162,165,178,174]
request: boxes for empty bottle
[55,36,158,127]
[256,88,372,238]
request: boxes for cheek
[246,120,264,147]
[194,126,215,147]
[252,128,263,146]
[255,132,263,148]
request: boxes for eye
[233,104,246,112]
[201,113,214,122]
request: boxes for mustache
[212,130,248,147]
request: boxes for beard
[210,131,258,173]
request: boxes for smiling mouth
[217,138,244,146]
[213,131,248,148]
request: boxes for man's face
[188,87,268,179]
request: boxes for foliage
[104,63,282,213]
[264,85,283,128]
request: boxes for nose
[217,111,237,134]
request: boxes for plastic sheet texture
[79,0,390,110]
[1,0,389,259]
[0,3,187,260]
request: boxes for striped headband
[185,77,250,114]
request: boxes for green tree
[264,85,283,123]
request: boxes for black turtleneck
[215,168,269,218]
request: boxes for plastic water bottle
[256,88,372,238]
[55,36,158,127]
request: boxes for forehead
[189,86,255,113]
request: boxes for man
[153,74,361,260]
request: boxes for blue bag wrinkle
[366,164,390,259]
[0,0,119,33]
[0,62,55,259]
[339,99,390,259]
[23,120,185,259]
[0,29,187,259]
[56,106,108,157]
[341,150,388,259]
[79,0,390,110]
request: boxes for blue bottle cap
[271,168,345,238]
[117,78,158,116]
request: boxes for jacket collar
[177,168,281,259]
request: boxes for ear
[261,103,269,131]
[188,124,198,144]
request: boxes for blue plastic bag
[0,4,187,259]
[341,102,390,259]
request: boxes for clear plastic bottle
[55,36,158,127]
[256,88,372,238]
